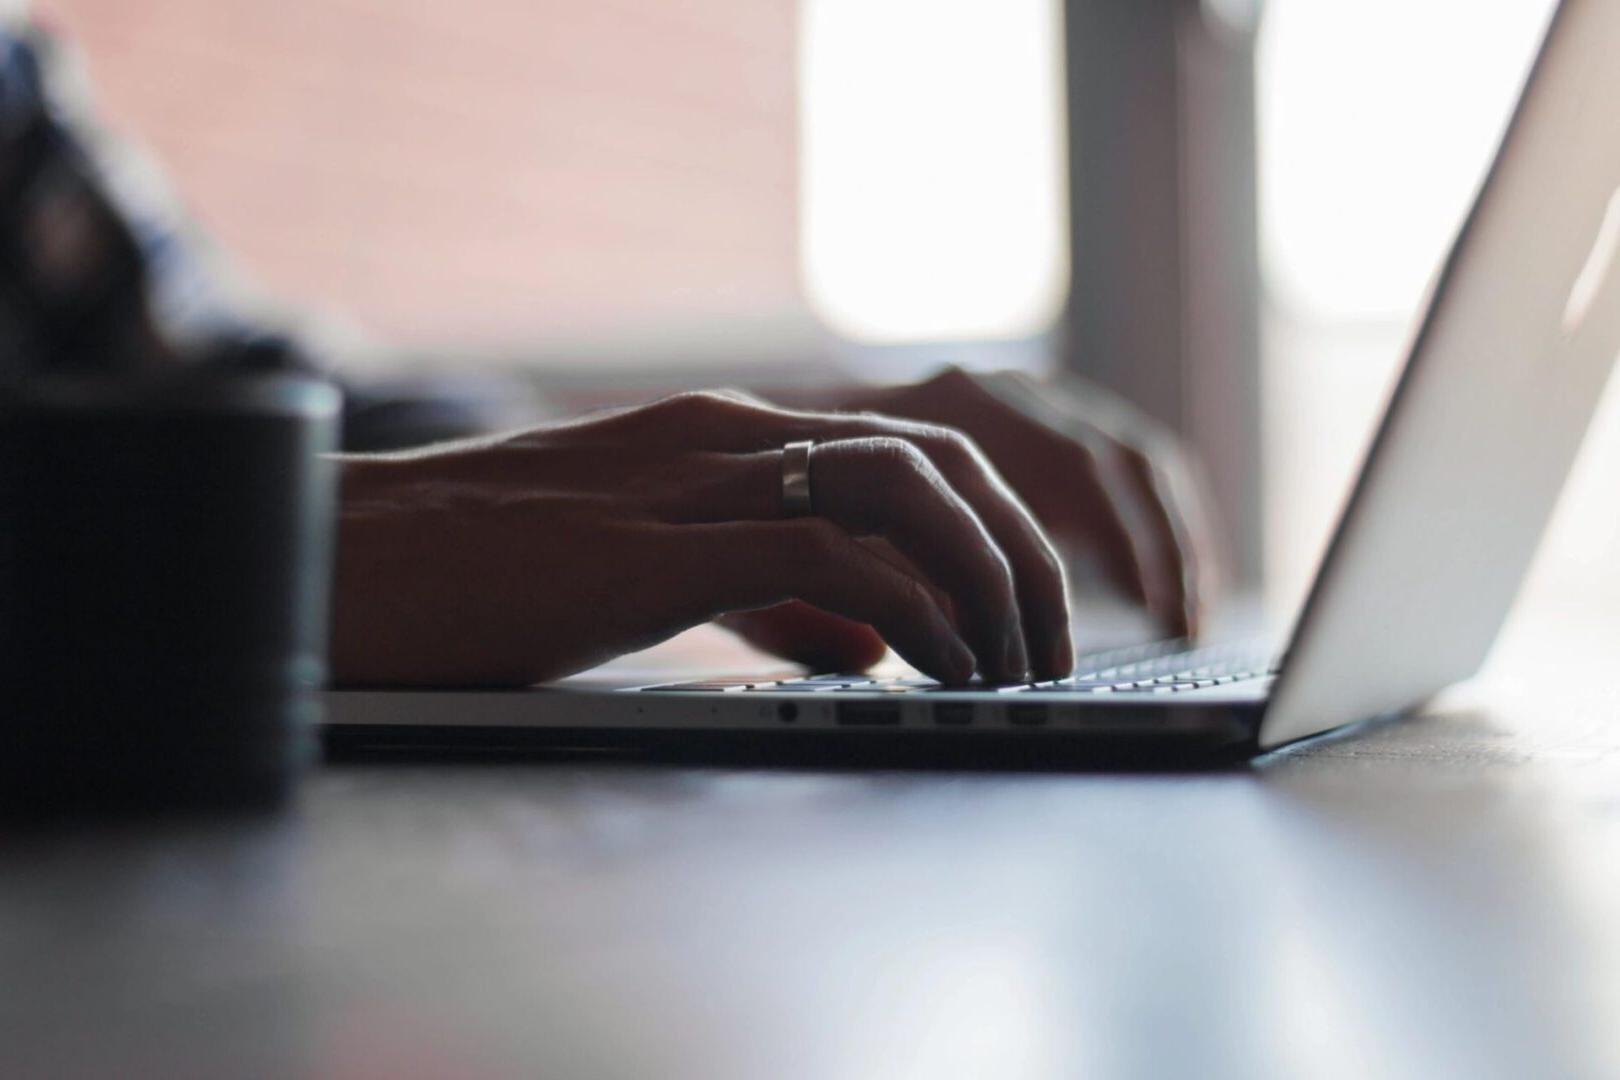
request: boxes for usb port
[1008,704,1048,726]
[836,701,902,726]
[933,702,974,726]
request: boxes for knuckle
[1119,442,1160,478]
[711,386,767,408]
[1119,438,1153,463]
[987,546,1018,596]
[1069,438,1102,476]
[930,365,974,391]
[919,424,978,465]
[657,389,735,421]
[861,435,933,479]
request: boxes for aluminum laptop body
[324,0,1620,763]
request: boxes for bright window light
[1259,0,1557,321]
[1257,0,1572,606]
[798,0,1069,344]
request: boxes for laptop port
[836,701,902,726]
[933,702,974,726]
[1008,704,1048,726]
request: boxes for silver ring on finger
[781,440,815,517]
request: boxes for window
[800,0,1067,344]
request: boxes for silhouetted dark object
[0,370,339,814]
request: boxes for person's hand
[836,367,1219,637]
[329,391,1073,687]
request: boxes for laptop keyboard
[640,639,1280,695]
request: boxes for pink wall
[38,0,803,347]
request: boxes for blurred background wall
[35,0,804,349]
[33,0,1620,623]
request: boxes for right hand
[329,391,1073,687]
[847,367,1220,638]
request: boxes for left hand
[331,389,1074,686]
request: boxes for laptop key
[774,676,877,689]
[640,682,755,692]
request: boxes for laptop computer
[323,0,1620,764]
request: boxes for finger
[880,428,1073,678]
[654,441,1029,680]
[968,412,1173,634]
[1002,421,1180,636]
[717,537,961,672]
[813,438,1030,681]
[645,397,1063,678]
[853,536,961,629]
[1116,444,1201,638]
[1087,444,1189,637]
[1002,372,1201,636]
[665,518,977,684]
[823,375,1186,646]
[871,368,1186,641]
[798,419,1070,676]
[717,602,889,672]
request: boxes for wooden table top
[4,601,1618,1079]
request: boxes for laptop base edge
[321,718,1261,772]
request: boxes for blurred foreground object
[0,370,339,814]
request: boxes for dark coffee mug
[0,370,340,813]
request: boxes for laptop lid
[1259,0,1620,748]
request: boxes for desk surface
[4,603,1619,1080]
